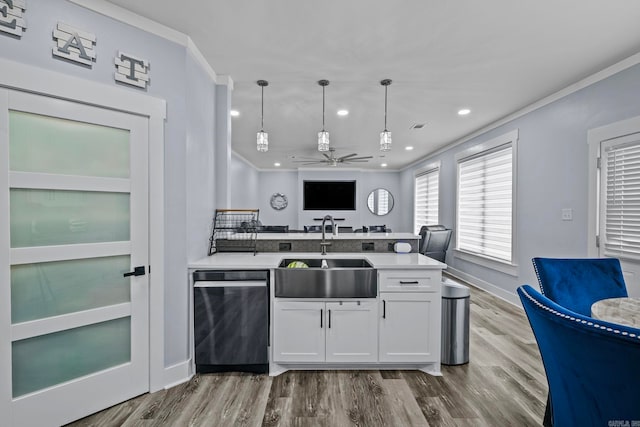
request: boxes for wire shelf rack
[208,209,259,255]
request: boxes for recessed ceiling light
[405,146,414,151]
[337,109,349,116]
[274,162,281,167]
[230,110,240,117]
[458,108,471,116]
[381,163,388,168]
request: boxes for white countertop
[189,252,445,270]
[255,232,419,240]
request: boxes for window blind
[457,144,513,262]
[414,168,439,234]
[602,139,640,260]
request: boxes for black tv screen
[303,180,356,210]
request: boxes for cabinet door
[379,292,439,363]
[325,301,378,363]
[273,300,325,363]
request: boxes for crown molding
[68,0,228,85]
[401,51,640,172]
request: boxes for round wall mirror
[367,188,394,216]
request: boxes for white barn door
[0,89,150,426]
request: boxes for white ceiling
[106,0,640,170]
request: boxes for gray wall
[229,166,404,231]
[400,62,640,300]
[0,0,217,367]
[229,154,260,209]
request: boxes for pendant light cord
[384,84,388,132]
[261,85,265,132]
[322,85,326,131]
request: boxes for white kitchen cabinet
[325,301,378,363]
[378,269,441,364]
[273,299,378,363]
[273,301,325,363]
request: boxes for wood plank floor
[67,279,547,427]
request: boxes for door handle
[320,309,323,328]
[382,300,386,319]
[124,266,146,277]
[399,281,419,285]
[328,310,331,328]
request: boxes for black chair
[419,225,452,263]
[368,225,388,233]
[304,225,332,233]
[257,225,289,233]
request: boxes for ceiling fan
[293,148,373,166]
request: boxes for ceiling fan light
[318,131,330,152]
[380,130,392,152]
[257,131,268,152]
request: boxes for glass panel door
[1,89,149,426]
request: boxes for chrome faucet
[320,215,336,255]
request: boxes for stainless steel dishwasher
[193,270,269,373]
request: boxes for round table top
[591,297,640,328]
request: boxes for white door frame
[0,57,167,422]
[587,115,640,256]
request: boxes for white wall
[256,170,299,227]
[230,167,405,231]
[0,0,218,368]
[230,153,260,209]
[400,61,640,302]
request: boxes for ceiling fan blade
[345,156,373,161]
[344,160,371,163]
[322,153,333,161]
[293,160,327,165]
[338,153,359,160]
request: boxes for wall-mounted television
[303,180,356,210]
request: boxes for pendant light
[318,79,330,152]
[256,80,269,152]
[380,79,392,152]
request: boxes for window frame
[453,129,519,276]
[413,161,440,235]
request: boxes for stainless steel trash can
[441,279,470,365]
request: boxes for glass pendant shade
[256,80,269,152]
[380,79,392,152]
[257,130,268,152]
[318,131,330,152]
[380,130,392,151]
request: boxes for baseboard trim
[445,267,521,307]
[163,359,193,390]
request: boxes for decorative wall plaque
[0,0,27,37]
[52,22,96,67]
[115,51,150,89]
[270,193,288,210]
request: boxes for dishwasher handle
[194,280,266,288]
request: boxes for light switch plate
[562,208,573,221]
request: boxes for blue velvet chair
[517,285,640,426]
[532,257,628,316]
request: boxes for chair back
[258,225,289,233]
[368,225,387,233]
[532,257,628,316]
[419,225,452,263]
[517,284,640,426]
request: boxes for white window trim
[413,161,441,234]
[587,115,640,257]
[453,129,519,275]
